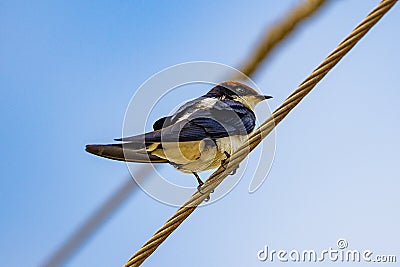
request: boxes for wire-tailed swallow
[86,81,272,187]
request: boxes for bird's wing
[116,100,256,143]
[114,97,203,140]
[151,97,203,130]
[152,115,173,130]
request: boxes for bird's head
[205,81,272,110]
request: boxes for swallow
[86,81,272,190]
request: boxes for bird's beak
[242,94,273,109]
[257,95,272,100]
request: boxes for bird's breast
[149,135,247,173]
[215,135,247,156]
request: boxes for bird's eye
[236,87,245,94]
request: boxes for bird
[86,81,272,190]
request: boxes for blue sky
[1,1,399,266]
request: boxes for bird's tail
[85,144,168,163]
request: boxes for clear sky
[1,1,399,266]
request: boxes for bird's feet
[193,172,211,202]
[230,165,239,175]
[221,151,230,168]
[221,152,238,175]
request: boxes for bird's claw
[194,172,213,202]
[224,151,231,159]
[197,184,214,201]
[197,184,204,194]
[222,151,238,175]
[220,151,231,170]
[196,185,211,202]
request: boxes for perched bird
[86,81,272,188]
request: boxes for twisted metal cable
[236,0,328,78]
[124,1,397,266]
